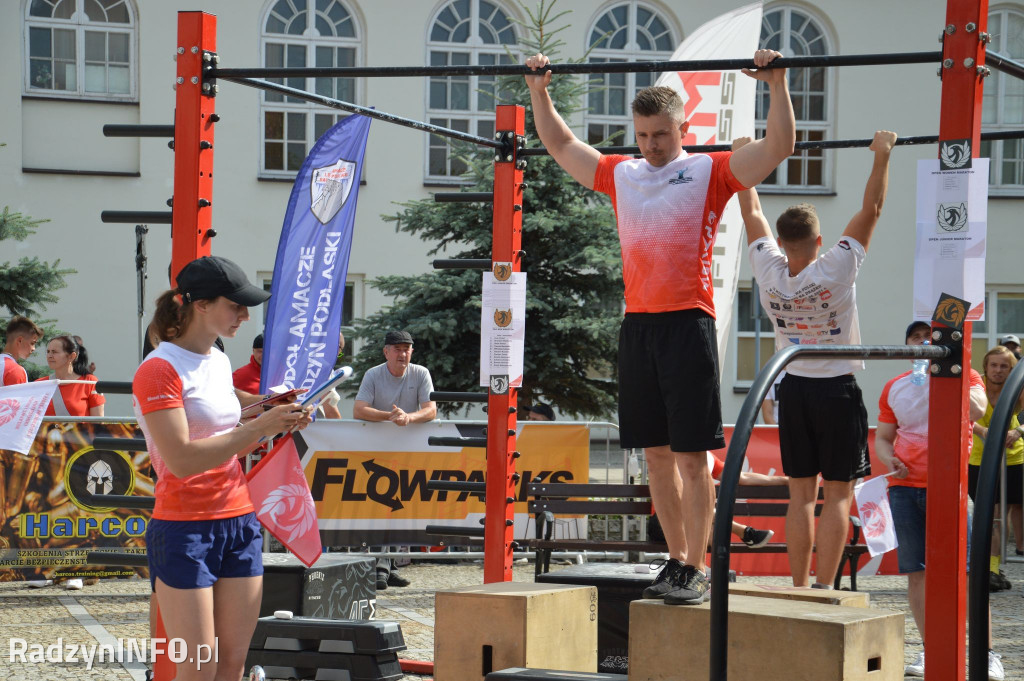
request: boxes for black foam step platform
[487,669,628,680]
[244,650,402,681]
[250,616,405,655]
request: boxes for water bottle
[911,341,930,386]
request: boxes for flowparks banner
[655,1,761,360]
[913,158,989,321]
[262,114,372,393]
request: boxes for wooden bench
[521,482,868,590]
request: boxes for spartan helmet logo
[87,459,113,495]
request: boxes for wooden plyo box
[729,583,870,608]
[435,582,598,681]
[629,595,903,681]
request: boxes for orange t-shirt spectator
[35,335,104,416]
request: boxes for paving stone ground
[0,558,1022,680]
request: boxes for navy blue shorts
[146,513,263,590]
[889,486,972,574]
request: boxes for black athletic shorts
[968,462,1024,506]
[618,309,725,452]
[776,373,870,482]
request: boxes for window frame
[582,1,679,148]
[754,4,835,194]
[424,0,520,184]
[23,0,138,102]
[981,6,1024,195]
[258,0,364,180]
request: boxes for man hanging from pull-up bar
[524,50,795,605]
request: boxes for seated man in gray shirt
[353,330,437,425]
[353,330,437,590]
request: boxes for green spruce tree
[348,0,623,418]
[0,205,74,379]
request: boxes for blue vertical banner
[261,114,372,393]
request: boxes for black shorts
[777,373,870,482]
[618,309,724,452]
[968,462,1024,505]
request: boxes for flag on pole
[655,2,762,361]
[854,475,899,557]
[0,381,58,454]
[261,113,372,394]
[246,433,322,567]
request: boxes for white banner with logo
[0,381,58,454]
[854,475,899,557]
[655,1,762,359]
[913,158,989,321]
[479,267,527,389]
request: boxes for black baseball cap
[905,321,931,341]
[384,330,414,346]
[176,256,271,307]
[525,403,555,420]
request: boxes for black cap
[384,330,414,346]
[525,403,555,420]
[905,321,931,342]
[176,256,271,307]
[253,333,264,349]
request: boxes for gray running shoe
[664,565,711,605]
[641,558,686,599]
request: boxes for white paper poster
[479,266,526,390]
[913,159,988,321]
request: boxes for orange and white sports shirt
[593,151,746,316]
[1,353,27,386]
[132,342,253,521]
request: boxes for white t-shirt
[749,235,865,378]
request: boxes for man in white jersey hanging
[735,130,897,589]
[525,50,795,605]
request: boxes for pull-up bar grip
[434,192,493,203]
[425,525,486,538]
[426,480,487,494]
[95,381,132,394]
[210,51,942,80]
[432,259,492,270]
[92,437,148,452]
[428,436,487,448]
[430,391,489,403]
[103,124,175,138]
[101,211,173,224]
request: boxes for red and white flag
[0,380,58,454]
[854,474,899,557]
[246,434,322,567]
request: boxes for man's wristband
[1016,426,1024,437]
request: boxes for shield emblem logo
[310,159,358,225]
[494,308,513,327]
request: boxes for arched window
[982,7,1024,192]
[25,0,136,100]
[756,6,834,190]
[259,0,362,176]
[425,0,518,180]
[584,2,677,147]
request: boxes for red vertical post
[483,105,525,583]
[928,2,986,679]
[171,11,217,285]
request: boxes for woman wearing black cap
[133,255,311,681]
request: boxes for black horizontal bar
[221,76,500,149]
[101,210,173,224]
[530,500,652,514]
[520,129,1024,157]
[987,51,1024,81]
[210,51,941,80]
[434,192,493,203]
[430,391,489,403]
[424,524,486,538]
[80,493,155,510]
[103,124,174,138]
[432,259,492,270]
[92,437,148,452]
[427,436,487,448]
[86,551,148,567]
[95,381,132,394]
[527,483,652,497]
[426,480,487,493]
